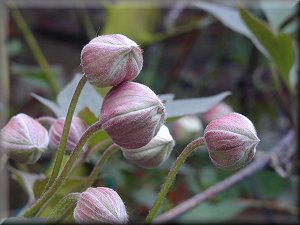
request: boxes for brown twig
[153,131,294,223]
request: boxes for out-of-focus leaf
[240,8,295,90]
[158,93,175,103]
[7,39,22,57]
[9,167,45,203]
[32,73,103,117]
[193,1,268,57]
[260,0,298,34]
[78,107,98,126]
[1,217,47,224]
[102,2,162,45]
[177,200,250,223]
[164,91,231,119]
[132,188,158,208]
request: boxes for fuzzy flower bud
[204,112,260,171]
[0,113,49,164]
[49,116,87,154]
[74,187,128,224]
[81,34,143,88]
[202,102,233,124]
[171,116,203,144]
[100,81,165,149]
[122,125,175,168]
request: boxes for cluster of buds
[81,34,173,168]
[73,187,128,224]
[204,112,260,170]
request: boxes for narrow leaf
[164,91,231,119]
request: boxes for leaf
[132,188,158,208]
[9,167,45,203]
[260,0,299,34]
[32,73,103,117]
[193,1,268,57]
[177,200,250,223]
[1,217,47,224]
[164,91,231,119]
[158,93,175,103]
[102,2,162,45]
[57,73,103,117]
[240,7,295,89]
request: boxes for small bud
[122,125,175,168]
[100,81,165,149]
[74,187,128,224]
[204,112,260,170]
[201,102,233,124]
[0,113,49,164]
[81,34,143,88]
[49,117,87,154]
[171,116,203,144]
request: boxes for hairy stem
[44,76,87,192]
[154,131,294,223]
[145,137,205,224]
[22,121,102,217]
[46,192,80,223]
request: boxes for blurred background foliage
[4,0,299,223]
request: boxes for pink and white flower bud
[49,116,87,155]
[0,113,49,164]
[201,102,233,124]
[81,34,143,88]
[74,187,128,224]
[171,116,203,144]
[204,112,260,171]
[122,125,175,168]
[100,81,165,149]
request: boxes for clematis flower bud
[0,113,49,164]
[171,116,203,144]
[122,125,175,168]
[204,112,260,171]
[100,81,165,149]
[81,34,143,88]
[201,102,233,124]
[73,187,128,224]
[49,116,87,154]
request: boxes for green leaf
[164,91,231,119]
[102,2,162,45]
[240,7,295,89]
[31,73,103,117]
[1,217,47,224]
[177,200,250,223]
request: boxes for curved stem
[83,143,119,189]
[153,131,294,223]
[22,121,102,217]
[46,192,80,224]
[44,76,87,192]
[144,137,205,224]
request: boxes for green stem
[83,144,119,189]
[144,137,205,224]
[46,192,79,224]
[23,121,102,217]
[10,6,60,95]
[44,76,87,192]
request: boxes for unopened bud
[122,125,175,168]
[49,117,87,154]
[204,112,260,170]
[171,116,203,144]
[0,113,49,164]
[74,187,128,224]
[81,34,143,88]
[100,81,165,149]
[202,102,233,124]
